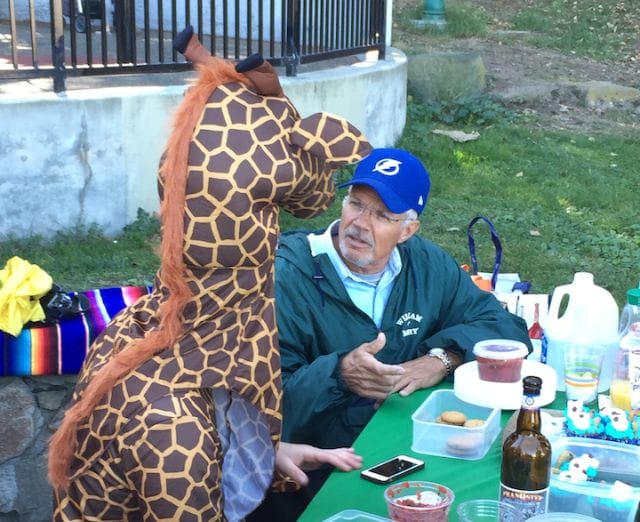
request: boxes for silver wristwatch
[427,348,453,376]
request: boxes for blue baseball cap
[339,148,430,215]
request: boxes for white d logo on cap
[372,158,402,176]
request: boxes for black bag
[39,284,89,323]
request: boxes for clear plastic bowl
[384,481,454,522]
[457,499,524,521]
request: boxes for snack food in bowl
[473,339,529,383]
[384,481,454,522]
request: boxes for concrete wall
[0,48,407,240]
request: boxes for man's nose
[353,206,375,225]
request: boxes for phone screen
[369,457,418,478]
[361,455,424,484]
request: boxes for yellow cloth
[0,256,53,336]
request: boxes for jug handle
[548,288,570,321]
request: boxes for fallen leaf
[432,129,480,143]
[530,230,541,236]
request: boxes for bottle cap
[627,288,640,306]
[522,375,542,394]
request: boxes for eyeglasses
[343,196,406,225]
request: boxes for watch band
[428,348,453,376]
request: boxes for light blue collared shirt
[308,220,402,327]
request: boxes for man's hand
[339,332,405,400]
[276,442,363,486]
[393,352,461,397]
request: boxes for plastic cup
[527,513,600,521]
[473,339,529,383]
[457,499,524,522]
[563,343,605,404]
[384,481,454,522]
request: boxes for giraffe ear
[290,113,372,168]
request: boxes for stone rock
[578,81,640,107]
[0,380,37,464]
[14,453,51,522]
[0,465,17,512]
[407,52,486,104]
[35,390,68,411]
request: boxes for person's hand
[339,332,405,400]
[276,442,363,486]
[393,354,454,397]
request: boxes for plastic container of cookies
[411,389,500,460]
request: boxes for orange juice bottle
[610,288,640,411]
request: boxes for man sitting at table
[247,148,531,521]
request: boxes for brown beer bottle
[500,375,551,519]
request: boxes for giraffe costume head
[48,26,371,520]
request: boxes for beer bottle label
[500,482,549,518]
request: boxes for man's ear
[398,219,420,244]
[289,113,372,167]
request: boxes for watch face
[430,348,445,355]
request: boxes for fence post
[114,0,136,63]
[284,0,300,76]
[51,0,66,93]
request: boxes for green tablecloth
[299,382,565,522]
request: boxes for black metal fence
[0,0,386,93]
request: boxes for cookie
[440,410,467,426]
[464,419,485,428]
[446,434,482,456]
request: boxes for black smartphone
[360,454,425,484]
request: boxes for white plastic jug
[543,272,619,392]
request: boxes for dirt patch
[392,0,640,135]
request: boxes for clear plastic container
[384,481,454,522]
[549,437,640,521]
[411,390,500,460]
[610,288,640,411]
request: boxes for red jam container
[473,339,529,383]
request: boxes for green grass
[0,210,160,291]
[511,0,639,62]
[396,0,639,63]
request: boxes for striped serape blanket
[0,286,152,376]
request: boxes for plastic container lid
[473,339,529,360]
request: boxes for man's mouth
[345,232,372,248]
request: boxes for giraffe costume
[48,27,371,521]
